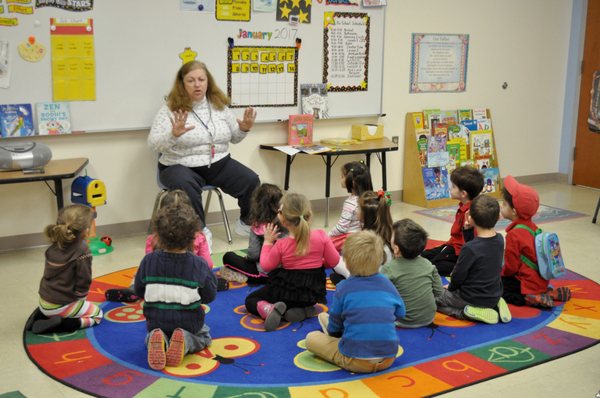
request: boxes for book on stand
[0,103,35,138]
[481,167,500,193]
[471,130,494,158]
[422,167,450,200]
[36,102,71,135]
[288,114,314,145]
[300,83,329,119]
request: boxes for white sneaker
[202,227,213,254]
[235,219,251,237]
[318,312,330,335]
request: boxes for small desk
[260,138,399,226]
[0,157,89,210]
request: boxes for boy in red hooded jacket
[500,176,571,308]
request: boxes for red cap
[503,175,539,219]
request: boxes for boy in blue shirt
[305,230,405,373]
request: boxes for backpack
[513,224,566,280]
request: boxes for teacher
[148,60,260,237]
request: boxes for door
[573,0,600,188]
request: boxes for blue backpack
[514,224,566,280]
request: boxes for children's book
[0,103,35,138]
[458,109,473,122]
[447,139,462,167]
[296,144,331,154]
[472,108,488,120]
[439,110,458,125]
[481,167,500,193]
[423,167,450,200]
[461,119,478,133]
[36,102,71,135]
[475,156,492,170]
[476,118,492,131]
[427,151,450,168]
[300,83,329,119]
[470,130,494,158]
[427,130,447,153]
[412,112,424,130]
[415,129,429,167]
[423,108,441,130]
[448,124,470,145]
[288,114,314,145]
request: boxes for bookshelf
[402,109,502,208]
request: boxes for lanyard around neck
[190,102,214,141]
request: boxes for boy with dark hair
[500,176,571,308]
[135,203,217,370]
[305,231,405,373]
[435,195,511,324]
[382,219,443,328]
[422,166,484,276]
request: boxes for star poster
[276,0,311,24]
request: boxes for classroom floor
[1,181,599,398]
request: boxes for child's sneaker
[220,267,248,284]
[463,306,499,324]
[318,312,330,335]
[548,286,571,302]
[497,297,512,323]
[31,316,62,334]
[525,293,554,308]
[166,328,186,367]
[148,329,166,370]
[284,306,318,323]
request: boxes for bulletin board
[0,0,386,133]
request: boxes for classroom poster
[36,0,93,11]
[215,0,250,21]
[50,18,96,101]
[410,33,469,93]
[227,46,298,108]
[323,12,370,92]
[276,0,311,23]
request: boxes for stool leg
[205,189,212,214]
[593,195,600,224]
[214,189,233,244]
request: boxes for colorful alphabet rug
[415,204,587,229]
[24,253,600,398]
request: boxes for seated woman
[148,60,260,236]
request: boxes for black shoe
[25,308,46,331]
[105,288,139,302]
[32,316,62,334]
[217,277,229,291]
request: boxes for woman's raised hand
[237,107,257,132]
[169,109,194,137]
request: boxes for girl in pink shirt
[145,189,213,269]
[244,192,340,331]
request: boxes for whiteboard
[1,0,386,132]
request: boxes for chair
[593,194,600,224]
[149,178,233,244]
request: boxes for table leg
[325,154,332,227]
[365,153,371,169]
[381,151,388,190]
[54,179,64,210]
[284,155,292,191]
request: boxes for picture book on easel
[288,114,314,146]
[0,103,35,138]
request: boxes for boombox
[0,141,52,171]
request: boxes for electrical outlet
[392,136,399,144]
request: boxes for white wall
[0,0,574,240]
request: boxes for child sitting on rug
[146,189,213,269]
[305,230,406,373]
[135,202,217,370]
[244,192,340,331]
[422,166,484,276]
[382,219,443,328]
[500,176,571,308]
[330,190,394,284]
[27,204,103,334]
[221,183,286,284]
[328,161,373,251]
[435,195,511,324]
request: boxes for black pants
[159,155,260,227]
[222,251,268,285]
[502,276,526,306]
[422,244,458,276]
